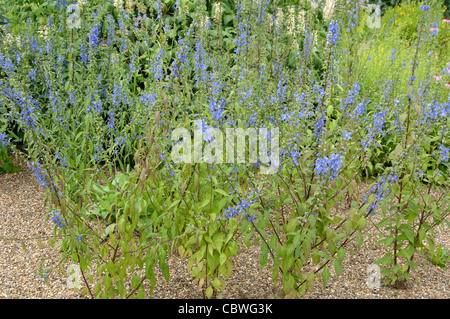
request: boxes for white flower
[214,2,222,24]
[3,33,22,48]
[77,0,87,7]
[287,6,295,35]
[125,0,135,14]
[2,33,14,45]
[323,0,335,21]
[37,25,49,39]
[267,13,273,27]
[198,15,210,30]
[275,8,283,29]
[297,10,305,33]
[312,30,318,50]
[114,0,123,10]
[111,52,119,64]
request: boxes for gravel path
[0,153,81,298]
[1,152,449,299]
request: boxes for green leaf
[344,220,352,235]
[312,250,320,264]
[337,247,345,263]
[293,234,302,248]
[103,275,112,292]
[306,272,315,291]
[219,252,227,265]
[212,233,223,251]
[214,188,229,197]
[212,278,221,289]
[227,240,238,256]
[206,250,220,274]
[334,259,342,277]
[322,266,330,288]
[303,238,311,257]
[137,288,145,299]
[356,232,363,249]
[106,260,115,276]
[200,197,211,209]
[389,143,403,159]
[358,217,367,230]
[326,104,334,118]
[399,113,407,123]
[401,224,415,244]
[195,245,207,262]
[160,260,170,283]
[408,200,419,217]
[131,275,141,290]
[206,286,213,299]
[286,219,297,233]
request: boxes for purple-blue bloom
[0,132,11,147]
[343,130,352,141]
[48,210,68,228]
[315,153,344,180]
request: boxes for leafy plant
[426,240,450,270]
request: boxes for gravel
[1,152,449,299]
[0,152,82,299]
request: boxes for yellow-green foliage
[383,0,449,40]
[348,0,450,100]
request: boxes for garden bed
[1,152,448,299]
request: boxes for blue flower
[327,20,340,46]
[390,48,397,61]
[28,161,50,189]
[344,82,361,106]
[343,130,352,141]
[438,144,449,163]
[55,151,69,168]
[48,210,68,228]
[420,4,430,12]
[0,132,11,147]
[41,269,48,282]
[223,197,256,222]
[198,119,215,143]
[152,49,165,81]
[208,97,225,122]
[88,18,101,48]
[315,153,344,180]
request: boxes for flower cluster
[327,19,340,46]
[48,210,68,228]
[315,153,344,180]
[28,161,50,189]
[0,132,11,147]
[438,144,449,163]
[363,173,398,214]
[420,4,430,12]
[223,198,257,222]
